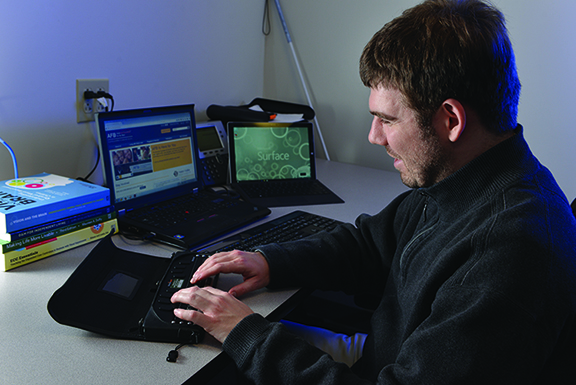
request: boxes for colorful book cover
[0,205,115,243]
[2,218,118,271]
[0,173,110,234]
[1,211,116,253]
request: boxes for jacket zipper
[399,193,431,269]
[420,191,428,222]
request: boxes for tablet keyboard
[241,180,332,198]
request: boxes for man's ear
[437,99,466,143]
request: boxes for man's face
[368,86,450,188]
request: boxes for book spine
[1,189,110,234]
[2,219,118,271]
[0,206,115,242]
[1,211,117,253]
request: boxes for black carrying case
[47,233,204,343]
[206,97,315,126]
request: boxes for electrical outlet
[76,79,109,123]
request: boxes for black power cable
[77,91,115,183]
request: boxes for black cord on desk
[167,343,189,363]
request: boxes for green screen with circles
[233,126,311,181]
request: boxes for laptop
[227,121,344,207]
[95,105,270,249]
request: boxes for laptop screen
[229,122,316,182]
[96,105,199,206]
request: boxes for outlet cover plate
[76,78,109,123]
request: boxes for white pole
[273,0,331,161]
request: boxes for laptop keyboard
[150,210,342,331]
[241,180,332,198]
[125,191,238,229]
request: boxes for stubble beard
[394,126,452,189]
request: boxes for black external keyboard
[196,210,341,254]
[142,210,342,343]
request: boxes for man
[171,0,576,383]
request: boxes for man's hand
[171,250,269,343]
[191,250,270,298]
[171,286,253,343]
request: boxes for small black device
[196,121,228,186]
[142,250,218,343]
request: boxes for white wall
[2,0,575,201]
[264,0,576,201]
[0,0,266,184]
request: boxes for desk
[0,160,407,385]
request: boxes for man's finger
[191,252,241,283]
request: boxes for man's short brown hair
[360,0,521,134]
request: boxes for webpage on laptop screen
[103,113,197,203]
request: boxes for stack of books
[1,173,117,271]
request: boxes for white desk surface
[0,159,407,385]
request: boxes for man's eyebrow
[370,111,397,121]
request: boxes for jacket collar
[419,125,539,217]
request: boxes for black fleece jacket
[222,127,576,384]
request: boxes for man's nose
[368,117,387,146]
